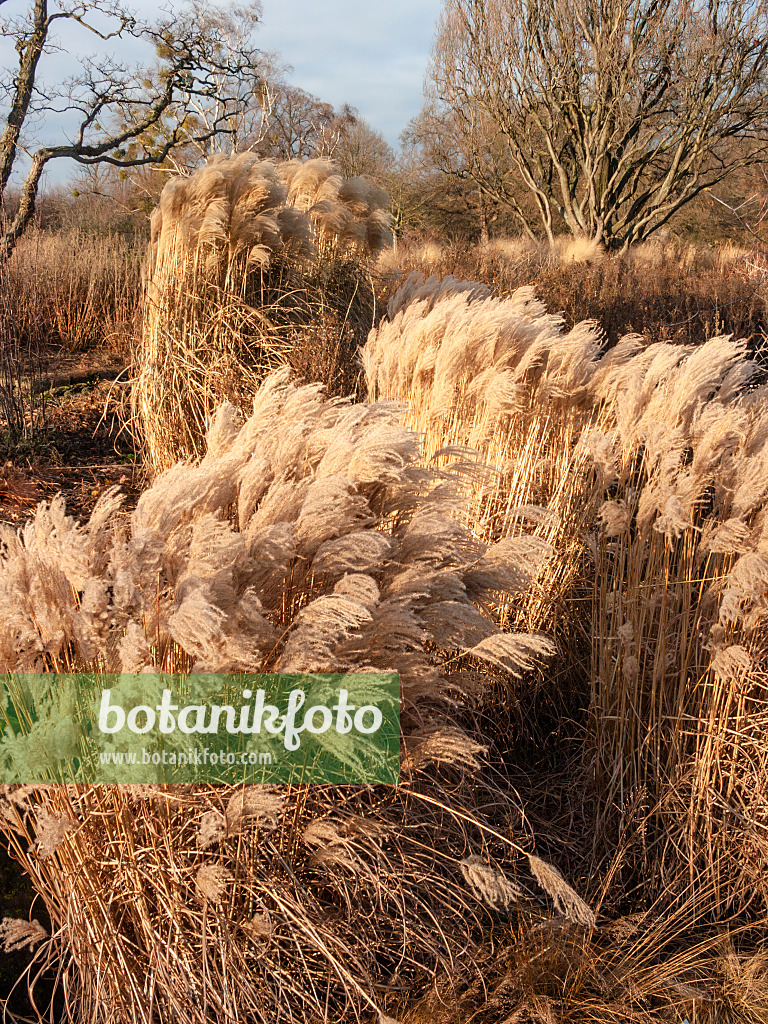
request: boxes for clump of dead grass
[0,229,140,445]
[363,271,603,642]
[389,236,765,348]
[363,271,768,922]
[133,154,392,475]
[404,908,768,1024]
[0,369,595,1024]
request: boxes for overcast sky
[0,0,443,185]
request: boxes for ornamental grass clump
[363,271,605,641]
[1,368,550,683]
[134,154,392,475]
[0,370,592,1024]
[410,905,768,1024]
[277,157,393,254]
[363,271,768,922]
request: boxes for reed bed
[133,154,392,476]
[363,272,768,921]
[4,229,142,355]
[0,369,597,1023]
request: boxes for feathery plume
[528,855,596,927]
[460,855,521,911]
[196,864,233,904]
[196,810,225,850]
[0,918,47,952]
[34,808,75,858]
[225,786,284,828]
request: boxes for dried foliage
[384,235,766,348]
[0,370,583,1024]
[4,199,768,1023]
[364,270,768,921]
[363,271,602,644]
[133,154,393,474]
[4,228,141,355]
[406,910,768,1024]
[0,229,140,443]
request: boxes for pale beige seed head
[527,854,596,928]
[197,810,225,850]
[0,918,47,952]
[225,786,284,828]
[460,855,521,911]
[195,864,233,903]
[243,909,273,941]
[35,808,75,858]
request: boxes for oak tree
[0,0,266,257]
[426,0,768,249]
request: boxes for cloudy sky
[255,0,443,145]
[0,0,443,186]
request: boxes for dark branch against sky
[0,0,442,183]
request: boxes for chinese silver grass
[460,854,522,911]
[33,807,75,857]
[1,370,558,699]
[277,158,392,255]
[225,785,284,827]
[362,272,606,647]
[135,153,391,475]
[403,726,487,772]
[0,370,576,1024]
[364,271,768,923]
[1,773,570,1024]
[576,341,768,919]
[195,863,233,904]
[407,889,768,1023]
[196,809,225,850]
[0,918,47,952]
[527,854,596,928]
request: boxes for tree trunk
[0,0,48,194]
[478,187,490,245]
[1,151,48,262]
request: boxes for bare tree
[427,0,768,250]
[0,0,266,258]
[256,84,336,161]
[406,96,525,243]
[316,105,393,179]
[170,1,289,161]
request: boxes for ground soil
[0,349,140,529]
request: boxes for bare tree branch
[423,0,768,249]
[0,0,267,259]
